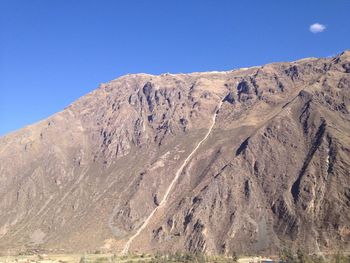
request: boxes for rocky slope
[0,51,350,255]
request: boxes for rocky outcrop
[0,51,349,255]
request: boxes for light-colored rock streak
[122,99,223,254]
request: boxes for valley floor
[0,253,271,263]
[1,252,349,263]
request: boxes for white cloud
[309,23,326,33]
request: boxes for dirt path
[122,98,224,254]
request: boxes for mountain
[0,51,350,256]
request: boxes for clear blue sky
[1,0,349,136]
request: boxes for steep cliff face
[0,51,349,255]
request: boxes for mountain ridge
[0,52,332,139]
[0,51,349,255]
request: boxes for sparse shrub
[280,248,298,263]
[110,254,118,263]
[154,251,162,259]
[79,255,87,263]
[333,251,349,263]
[231,251,238,262]
[310,255,326,263]
[92,257,110,263]
[297,248,313,263]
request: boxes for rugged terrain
[0,51,349,256]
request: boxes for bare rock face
[0,51,350,255]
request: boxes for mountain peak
[0,52,350,255]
